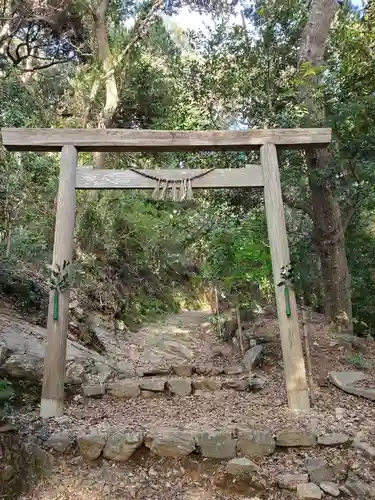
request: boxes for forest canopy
[1,0,375,336]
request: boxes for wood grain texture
[2,127,331,152]
[261,143,310,411]
[40,145,77,418]
[76,166,264,189]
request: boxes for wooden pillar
[261,143,310,410]
[40,145,77,418]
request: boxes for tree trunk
[85,0,163,154]
[93,0,119,169]
[309,149,352,330]
[5,218,11,257]
[299,0,353,333]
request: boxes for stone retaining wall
[0,426,51,500]
[44,426,355,462]
[40,426,375,499]
[83,373,266,399]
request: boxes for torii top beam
[1,128,331,152]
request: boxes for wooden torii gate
[1,127,331,417]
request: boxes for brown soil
[12,311,375,499]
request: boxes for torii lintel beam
[1,127,331,152]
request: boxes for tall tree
[298,0,353,332]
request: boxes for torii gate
[1,127,331,417]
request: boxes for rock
[226,457,258,475]
[212,344,233,359]
[33,445,55,469]
[192,378,222,391]
[107,380,140,398]
[55,416,70,425]
[309,466,335,485]
[297,483,322,499]
[237,429,276,457]
[339,485,352,496]
[331,461,349,481]
[114,319,126,331]
[210,366,224,376]
[224,364,246,375]
[83,384,106,397]
[0,312,116,387]
[329,370,365,386]
[320,482,340,497]
[276,429,317,447]
[3,354,43,381]
[354,439,375,459]
[163,340,195,360]
[332,334,366,351]
[103,430,144,461]
[276,474,309,490]
[45,432,74,453]
[1,464,13,481]
[92,362,113,383]
[141,390,161,398]
[223,379,249,391]
[335,407,345,420]
[196,430,237,459]
[242,345,263,370]
[140,379,166,392]
[318,432,350,446]
[65,362,86,385]
[142,366,170,376]
[0,343,10,365]
[167,378,192,396]
[194,363,219,375]
[304,457,327,473]
[77,434,106,460]
[344,477,375,498]
[194,390,214,398]
[248,375,267,390]
[172,364,193,377]
[145,429,196,457]
[329,371,375,401]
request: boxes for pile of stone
[82,371,267,399]
[43,426,375,498]
[82,345,266,399]
[272,445,375,499]
[44,427,351,461]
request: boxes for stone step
[82,374,267,398]
[43,426,353,462]
[128,362,249,378]
[102,344,264,382]
[41,426,369,498]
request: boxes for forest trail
[9,310,375,500]
[123,309,222,367]
[90,308,237,374]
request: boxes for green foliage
[198,207,273,308]
[74,190,203,326]
[2,0,375,339]
[346,213,375,336]
[346,352,370,370]
[0,379,15,422]
[0,379,14,402]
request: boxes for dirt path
[10,310,375,499]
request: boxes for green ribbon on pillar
[48,260,71,321]
[53,290,59,321]
[284,285,291,317]
[278,263,294,318]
